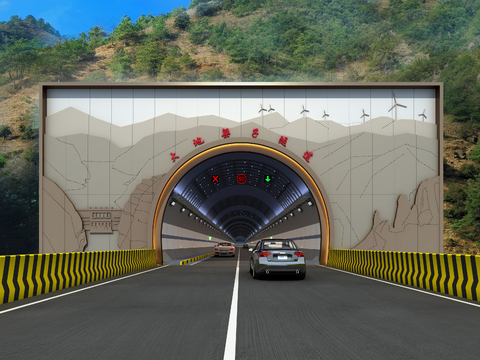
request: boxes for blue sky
[0,0,191,37]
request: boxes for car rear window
[219,243,232,246]
[262,241,297,250]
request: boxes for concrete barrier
[328,249,480,301]
[0,249,157,305]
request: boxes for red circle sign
[237,174,247,184]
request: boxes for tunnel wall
[162,223,221,264]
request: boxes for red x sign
[212,175,219,183]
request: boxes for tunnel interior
[160,152,322,264]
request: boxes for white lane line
[0,265,170,315]
[320,265,480,308]
[190,255,213,265]
[223,251,240,360]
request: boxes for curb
[180,252,214,265]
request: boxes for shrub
[459,162,480,179]
[0,124,12,139]
[446,238,458,247]
[0,153,5,167]
[174,15,190,30]
[23,148,38,164]
[82,71,108,82]
[21,125,34,140]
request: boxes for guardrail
[327,249,480,301]
[0,249,157,305]
[180,252,214,265]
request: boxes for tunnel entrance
[152,142,332,265]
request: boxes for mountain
[1,0,480,254]
[0,15,61,46]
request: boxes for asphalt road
[1,248,480,360]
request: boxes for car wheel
[251,261,260,279]
[297,272,306,280]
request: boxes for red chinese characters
[278,136,288,147]
[170,152,179,162]
[303,151,313,163]
[252,128,259,138]
[193,137,204,147]
[222,128,231,139]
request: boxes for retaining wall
[327,249,480,301]
[0,249,157,305]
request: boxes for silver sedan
[214,242,235,257]
[249,239,306,280]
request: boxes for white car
[214,242,235,257]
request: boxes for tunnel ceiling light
[170,201,176,206]
[297,208,302,212]
[290,212,294,217]
[195,216,199,220]
[181,208,186,212]
[279,220,282,223]
[189,213,193,217]
[200,220,203,223]
[284,216,288,220]
[307,200,313,206]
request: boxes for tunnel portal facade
[39,83,443,265]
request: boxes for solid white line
[0,265,170,315]
[320,265,480,308]
[223,251,240,360]
[190,255,213,265]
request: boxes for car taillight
[215,248,218,251]
[259,252,271,257]
[230,248,234,251]
[294,252,305,257]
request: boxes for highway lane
[1,248,480,359]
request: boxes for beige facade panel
[39,83,443,263]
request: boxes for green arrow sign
[265,175,271,183]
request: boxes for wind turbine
[360,109,369,123]
[418,109,427,122]
[268,104,275,112]
[388,92,406,121]
[300,105,309,114]
[322,110,330,120]
[258,104,267,113]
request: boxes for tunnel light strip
[223,252,240,360]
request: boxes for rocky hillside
[1,0,480,254]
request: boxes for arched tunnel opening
[153,144,331,266]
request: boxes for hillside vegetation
[1,0,480,254]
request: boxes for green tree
[114,16,141,46]
[179,52,197,70]
[87,26,107,47]
[135,42,166,77]
[0,124,12,139]
[34,37,94,81]
[0,38,41,89]
[467,141,480,162]
[174,14,190,30]
[110,47,133,80]
[453,173,480,239]
[189,17,211,45]
[157,55,181,79]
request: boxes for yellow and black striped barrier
[327,249,480,302]
[0,249,157,305]
[180,252,214,265]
